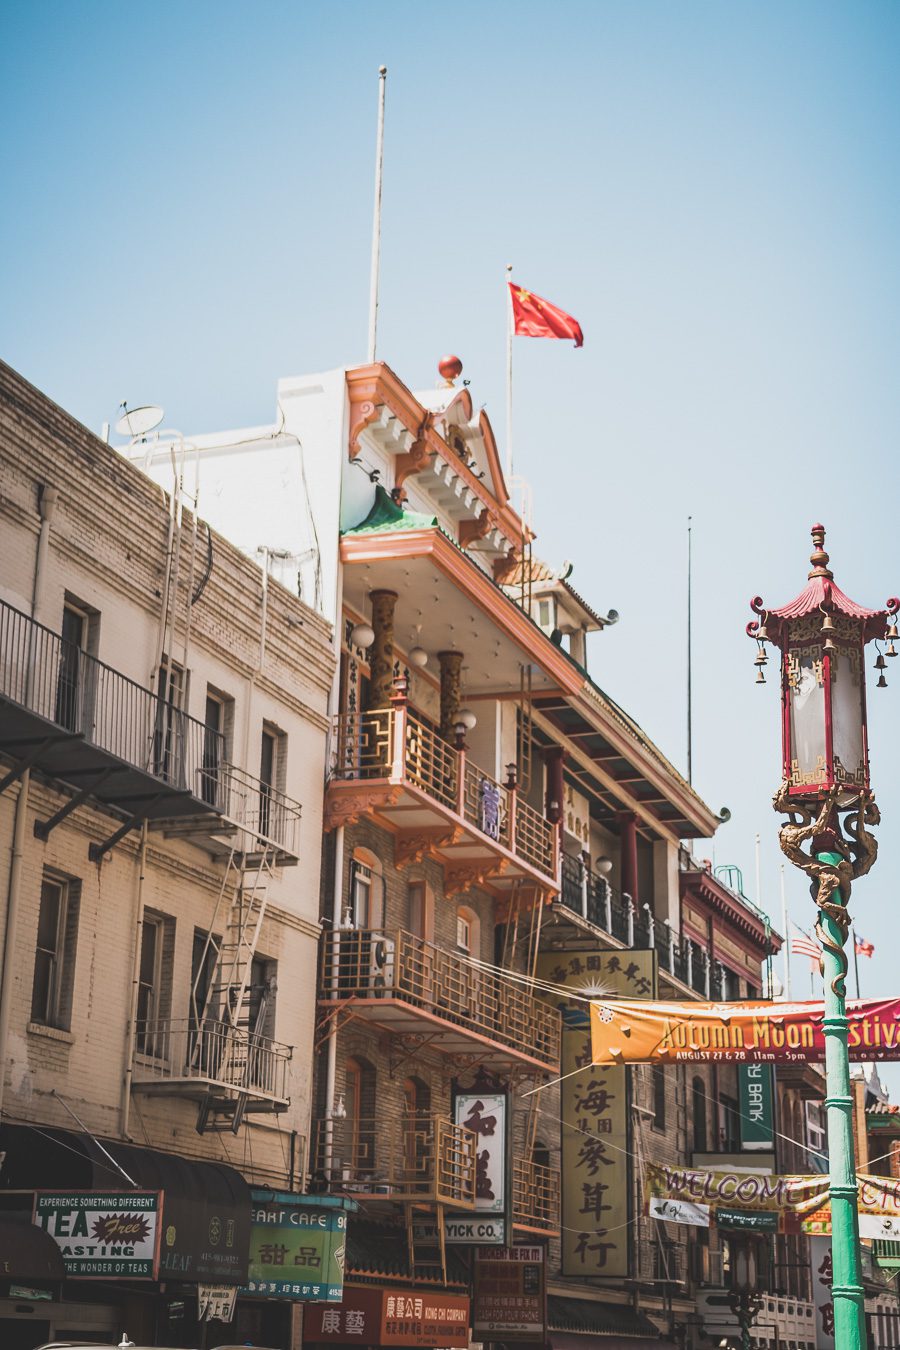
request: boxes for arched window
[692,1076,708,1153]
[456,905,480,956]
[344,1056,376,1180]
[350,848,383,929]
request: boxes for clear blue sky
[3,1,900,1080]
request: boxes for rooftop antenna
[115,402,164,441]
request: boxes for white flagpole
[506,262,513,482]
[367,65,388,363]
[780,863,791,1000]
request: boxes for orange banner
[590,996,900,1066]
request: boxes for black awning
[0,1215,66,1282]
[0,1124,250,1283]
[547,1295,667,1341]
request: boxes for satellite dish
[115,404,164,439]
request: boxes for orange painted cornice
[340,527,582,694]
[345,363,530,546]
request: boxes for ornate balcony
[319,928,561,1072]
[327,700,558,892]
[512,1158,560,1235]
[312,1113,476,1209]
[130,1017,291,1113]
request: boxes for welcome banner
[646,1163,900,1234]
[591,995,900,1066]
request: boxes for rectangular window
[31,874,80,1029]
[350,860,373,928]
[259,722,287,839]
[135,911,175,1055]
[652,1063,666,1130]
[153,661,187,785]
[456,913,471,953]
[720,1093,741,1152]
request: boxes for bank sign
[34,1191,161,1279]
[738,1064,774,1150]
[244,1193,346,1301]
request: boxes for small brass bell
[887,620,898,640]
[755,667,766,685]
[754,650,767,668]
[887,640,897,658]
[756,624,768,641]
[821,613,835,633]
[823,636,836,655]
[877,673,888,688]
[875,653,887,671]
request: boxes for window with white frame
[135,911,175,1055]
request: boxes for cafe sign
[244,1192,346,1301]
[304,1287,470,1347]
[34,1191,161,1279]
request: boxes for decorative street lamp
[727,1232,764,1350]
[748,523,897,1350]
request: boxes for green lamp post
[727,1233,764,1350]
[748,524,898,1350]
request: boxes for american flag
[790,926,822,962]
[855,934,875,958]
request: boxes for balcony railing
[312,1113,476,1208]
[219,762,302,857]
[131,1017,291,1103]
[321,927,560,1068]
[512,1158,560,1232]
[331,705,557,881]
[0,598,223,805]
[559,853,735,999]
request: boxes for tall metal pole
[506,262,514,483]
[780,864,792,1000]
[686,515,692,784]
[367,66,387,363]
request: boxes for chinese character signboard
[590,994,900,1065]
[738,1064,774,1150]
[304,1287,470,1346]
[809,1235,836,1349]
[244,1192,346,1301]
[537,948,657,1279]
[454,1092,506,1215]
[34,1191,161,1279]
[198,1284,237,1322]
[473,1246,545,1340]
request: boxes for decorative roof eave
[345,362,531,548]
[339,527,584,695]
[573,682,721,839]
[680,869,781,951]
[748,524,898,647]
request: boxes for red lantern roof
[749,524,898,647]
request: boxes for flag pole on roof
[506,263,514,482]
[367,65,388,363]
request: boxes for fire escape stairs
[192,844,279,1134]
[406,1203,447,1286]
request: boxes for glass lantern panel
[830,646,865,786]
[789,649,826,785]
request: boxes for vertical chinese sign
[809,1235,836,1349]
[245,1192,346,1301]
[536,949,657,1279]
[738,1063,774,1151]
[454,1092,507,1215]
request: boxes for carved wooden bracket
[459,509,499,550]
[324,786,399,832]
[444,859,509,896]
[492,547,521,584]
[394,826,462,869]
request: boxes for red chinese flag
[509,281,583,347]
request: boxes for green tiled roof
[344,485,438,535]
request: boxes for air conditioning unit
[368,935,395,992]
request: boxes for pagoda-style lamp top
[748,524,898,804]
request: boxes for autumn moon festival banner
[590,995,900,1066]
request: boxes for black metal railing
[0,598,223,804]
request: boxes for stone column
[368,590,398,710]
[618,810,639,907]
[437,651,463,742]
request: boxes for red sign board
[473,1246,545,1341]
[304,1286,470,1347]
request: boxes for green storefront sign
[716,1206,778,1232]
[738,1063,774,1151]
[244,1191,347,1301]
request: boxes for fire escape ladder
[406,1202,446,1286]
[192,843,276,1134]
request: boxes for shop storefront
[305,1285,470,1350]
